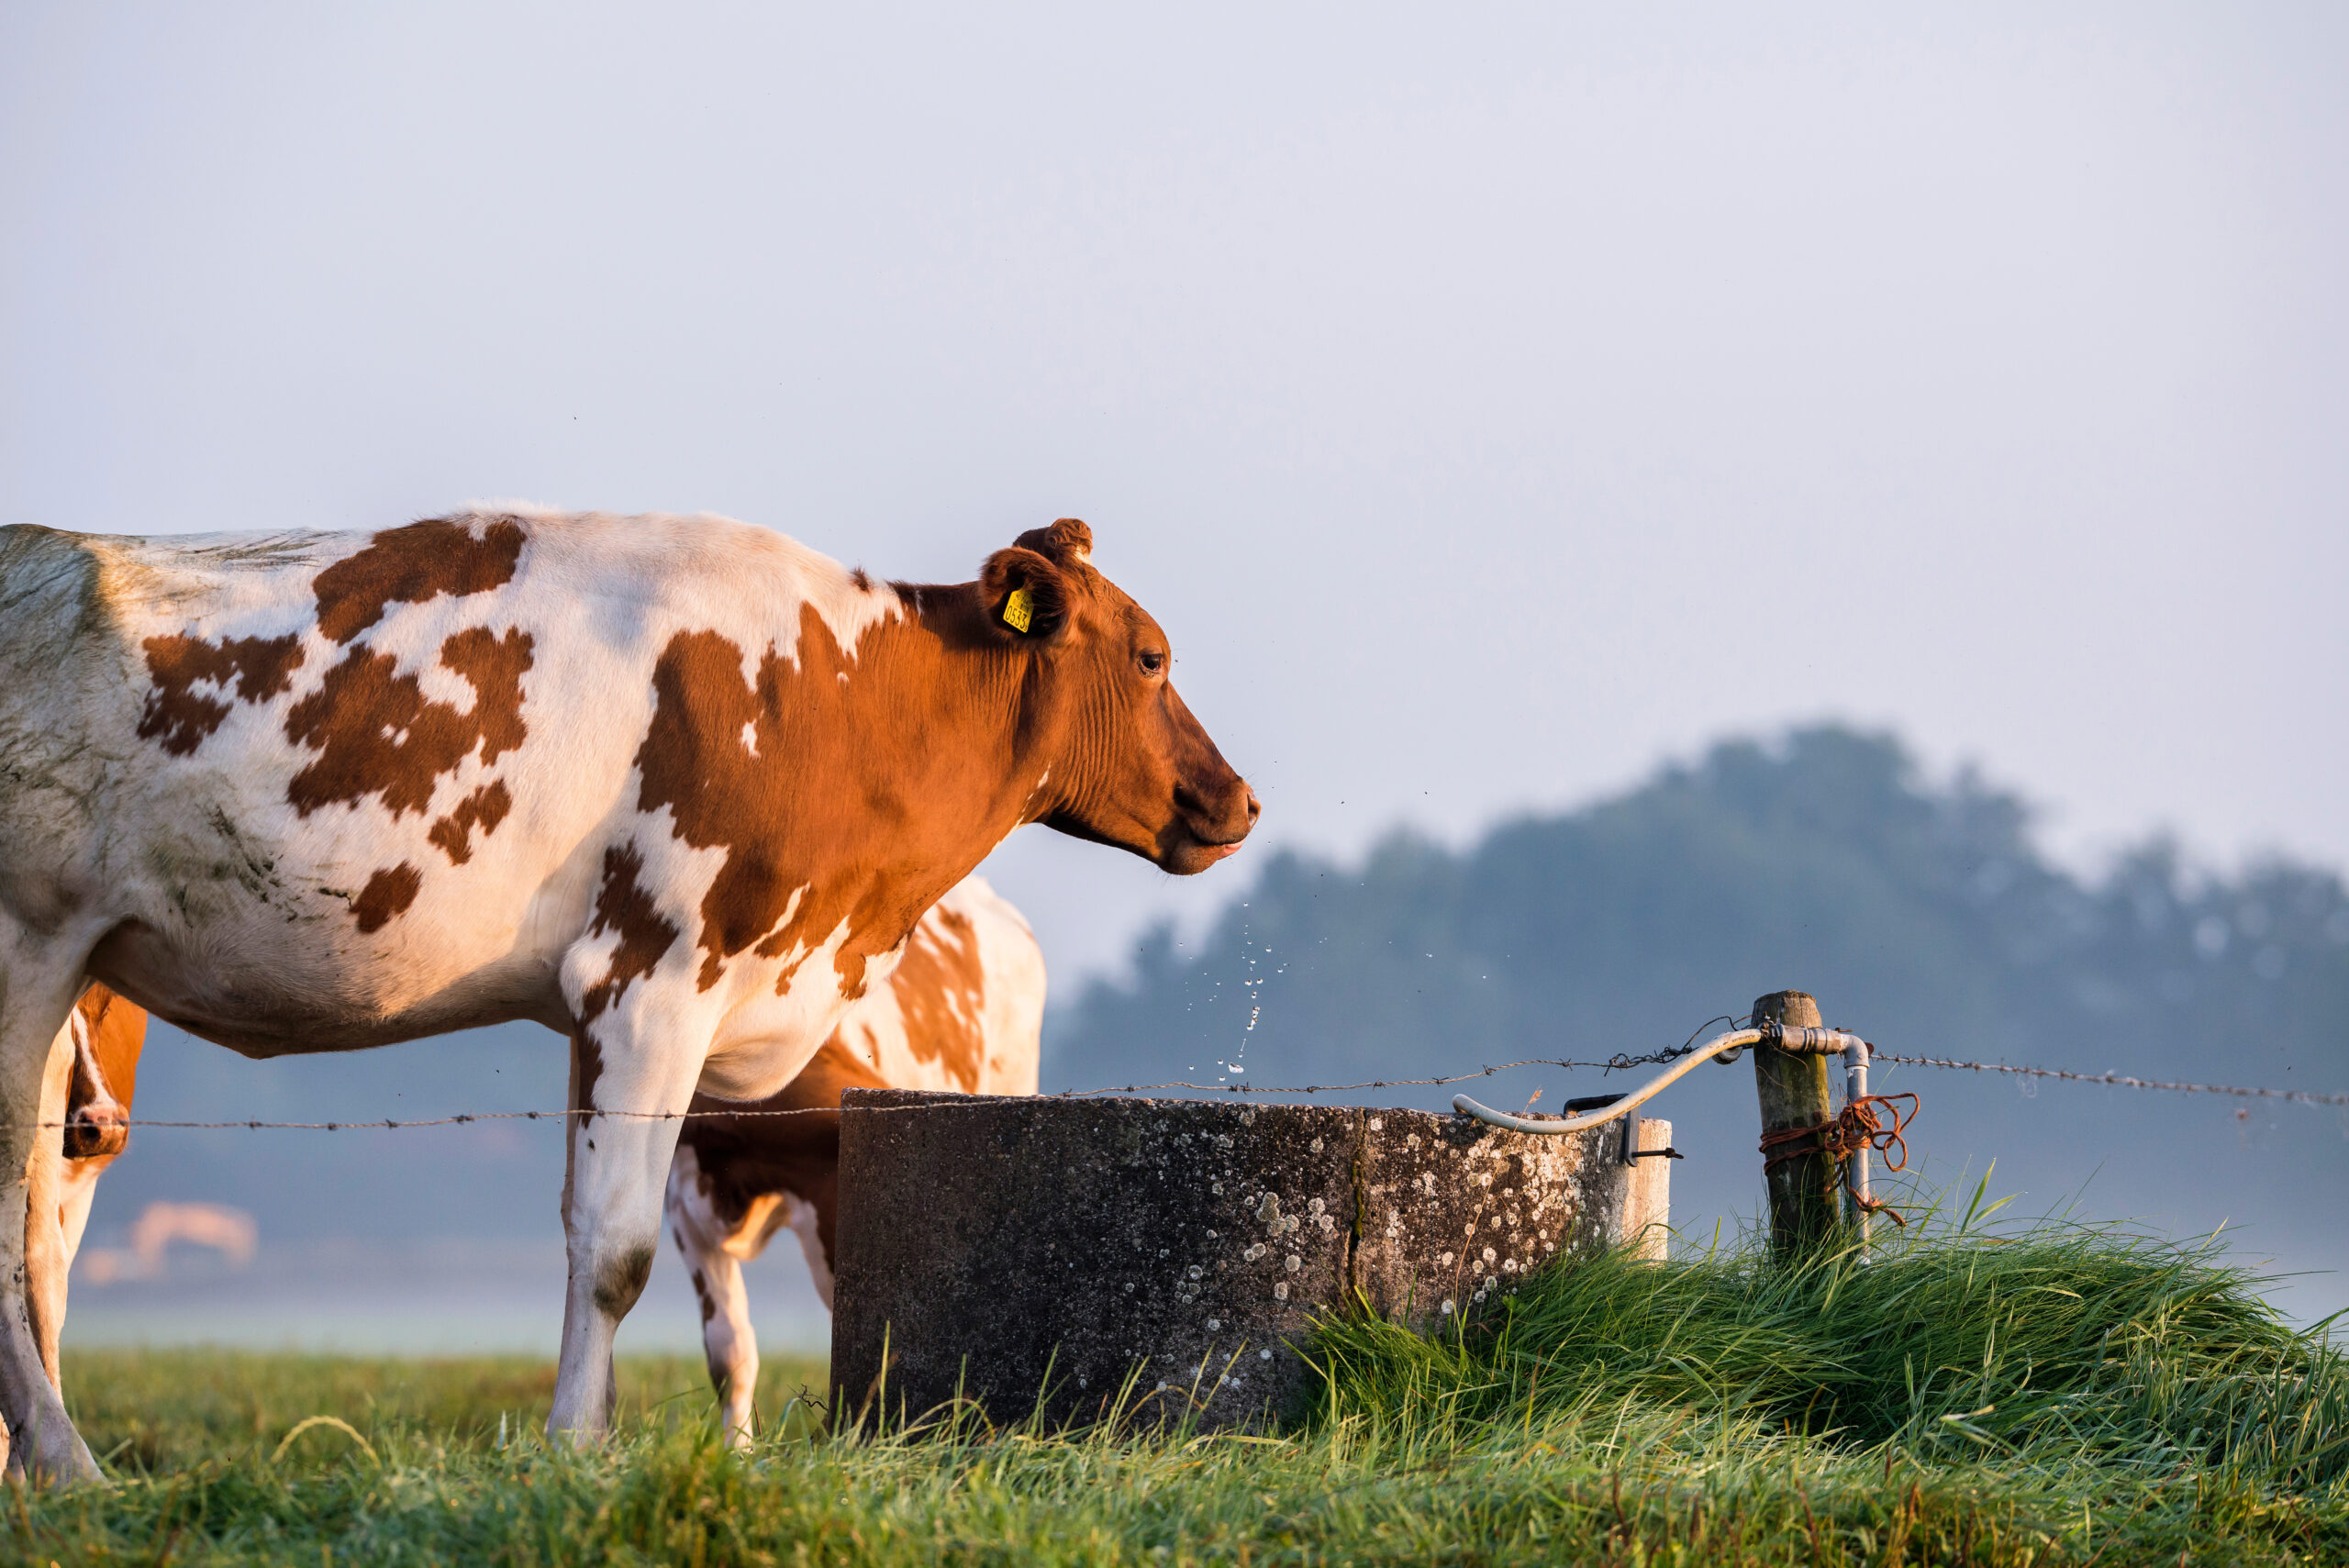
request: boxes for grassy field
[17,1204,2348,1565]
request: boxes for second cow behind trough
[668,873,1042,1442]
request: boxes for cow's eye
[1138,650,1166,677]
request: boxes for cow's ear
[1011,517,1093,567]
[979,546,1073,641]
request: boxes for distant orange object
[77,1201,260,1284]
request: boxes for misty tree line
[1047,727,2349,1099]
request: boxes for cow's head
[979,519,1258,873]
[62,989,140,1162]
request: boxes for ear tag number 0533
[1002,586,1035,633]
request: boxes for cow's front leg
[548,1015,705,1442]
[24,1013,80,1392]
[0,941,99,1484]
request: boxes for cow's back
[0,509,910,1056]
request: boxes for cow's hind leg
[548,1012,706,1442]
[0,940,99,1483]
[666,1157,761,1448]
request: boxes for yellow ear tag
[1002,586,1035,633]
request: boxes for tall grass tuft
[1308,1183,2349,1496]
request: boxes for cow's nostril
[66,1106,128,1159]
[1243,789,1262,827]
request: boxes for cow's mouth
[1157,781,1258,874]
[1046,793,1256,875]
[1160,827,1250,876]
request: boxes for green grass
[16,1206,2348,1565]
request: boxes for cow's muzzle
[63,1100,129,1161]
[1163,782,1260,873]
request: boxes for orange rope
[1757,1092,1920,1228]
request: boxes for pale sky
[6,2,2343,981]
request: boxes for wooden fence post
[1753,989,1837,1254]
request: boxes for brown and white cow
[669,873,1041,1444]
[0,507,1253,1480]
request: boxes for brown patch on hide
[593,1242,656,1317]
[887,904,988,1092]
[312,515,527,645]
[690,1267,717,1325]
[576,845,679,1026]
[674,1040,888,1275]
[629,608,1021,1005]
[427,779,514,864]
[571,1026,606,1118]
[351,863,423,933]
[284,627,532,818]
[136,633,305,755]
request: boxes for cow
[668,873,1043,1444]
[0,507,1254,1481]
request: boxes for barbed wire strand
[1865,1052,2349,1110]
[15,1019,2344,1129]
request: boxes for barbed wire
[7,1045,1720,1130]
[1866,1052,2349,1109]
[15,1016,2343,1129]
[14,1106,840,1132]
[5,1048,1687,1129]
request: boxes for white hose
[1451,1026,1870,1135]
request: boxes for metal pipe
[1451,1026,1870,1136]
[1844,1035,1872,1256]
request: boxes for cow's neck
[656,586,1069,1006]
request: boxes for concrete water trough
[830,1089,1671,1430]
